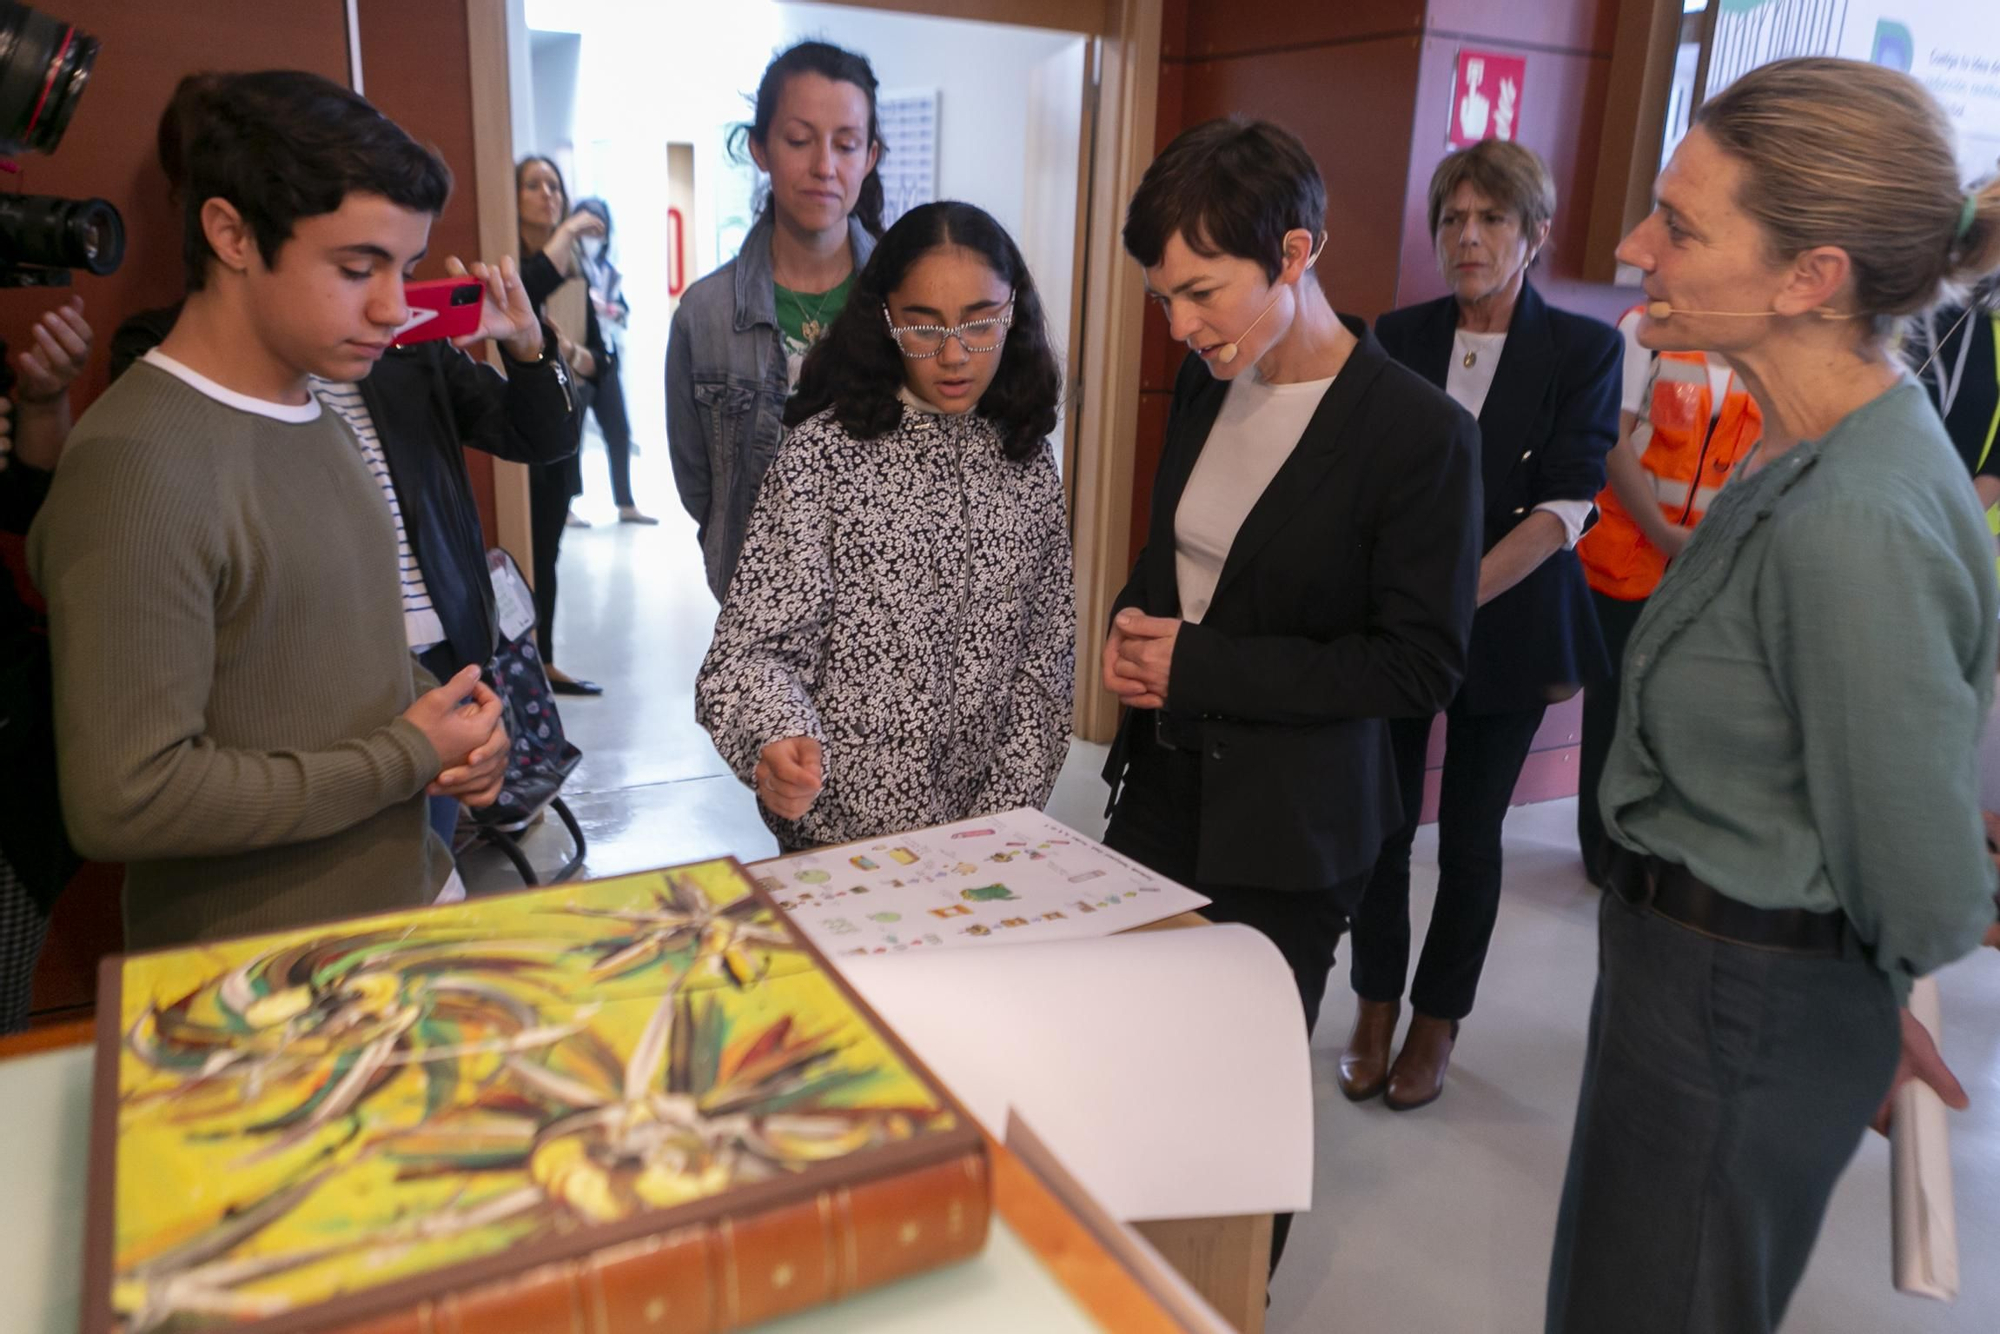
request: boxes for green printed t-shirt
[776,273,855,388]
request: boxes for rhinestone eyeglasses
[882,294,1015,358]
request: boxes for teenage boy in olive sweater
[30,71,507,948]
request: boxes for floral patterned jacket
[696,403,1075,848]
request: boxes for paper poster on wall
[1701,0,2000,183]
[750,809,1209,956]
[876,88,939,230]
[1448,49,1527,149]
[876,88,936,230]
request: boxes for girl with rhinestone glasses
[696,201,1073,850]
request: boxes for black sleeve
[434,331,581,466]
[0,456,53,535]
[1531,319,1621,506]
[107,304,184,383]
[1968,316,2000,480]
[520,250,564,309]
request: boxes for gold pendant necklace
[785,279,841,345]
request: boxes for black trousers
[1104,723,1361,1277]
[1349,695,1546,1021]
[590,352,636,509]
[1575,589,1648,883]
[527,461,574,666]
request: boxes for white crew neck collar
[142,348,322,423]
[899,384,951,415]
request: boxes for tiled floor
[470,436,2000,1332]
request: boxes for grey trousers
[1546,892,1901,1334]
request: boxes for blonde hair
[1696,57,2000,330]
[1425,139,1557,240]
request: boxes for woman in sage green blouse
[1545,59,2000,1334]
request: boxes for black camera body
[0,1,121,288]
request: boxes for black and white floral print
[696,403,1075,849]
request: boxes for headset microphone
[1216,298,1277,364]
[1214,232,1328,365]
[1646,300,1853,321]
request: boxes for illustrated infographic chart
[752,809,1209,956]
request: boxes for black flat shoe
[548,676,603,696]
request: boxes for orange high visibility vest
[1580,343,1764,601]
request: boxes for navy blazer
[1374,282,1618,714]
[1103,318,1483,890]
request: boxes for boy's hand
[403,665,507,803]
[444,255,542,360]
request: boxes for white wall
[772,4,1082,244]
[521,0,1089,456]
[529,32,582,161]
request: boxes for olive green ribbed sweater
[28,360,449,949]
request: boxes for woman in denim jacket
[667,41,884,601]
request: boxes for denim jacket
[666,210,877,599]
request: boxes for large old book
[79,858,988,1333]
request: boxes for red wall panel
[1184,0,1425,61]
[1180,36,1425,322]
[356,0,501,546]
[0,2,352,411]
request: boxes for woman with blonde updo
[1548,57,2000,1334]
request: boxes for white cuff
[1535,499,1597,550]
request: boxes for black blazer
[1375,282,1618,714]
[1103,317,1483,891]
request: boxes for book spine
[329,1150,990,1334]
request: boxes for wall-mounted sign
[1449,49,1527,149]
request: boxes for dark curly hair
[728,40,887,240]
[785,201,1061,462]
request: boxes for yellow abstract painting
[105,860,956,1333]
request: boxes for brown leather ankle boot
[1336,998,1401,1102]
[1384,1012,1460,1112]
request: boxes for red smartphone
[391,277,485,347]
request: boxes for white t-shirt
[1174,369,1336,624]
[1617,307,1729,418]
[1440,330,1593,549]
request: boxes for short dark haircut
[785,200,1062,461]
[728,39,888,239]
[179,71,451,291]
[155,71,225,204]
[1123,118,1326,282]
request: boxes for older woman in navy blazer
[1340,141,1619,1111]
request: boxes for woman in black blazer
[1102,119,1482,1055]
[1102,116,1481,1277]
[1340,142,1619,1112]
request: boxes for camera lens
[0,191,122,274]
[0,2,97,156]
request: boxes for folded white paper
[837,924,1313,1222]
[1891,975,1958,1302]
